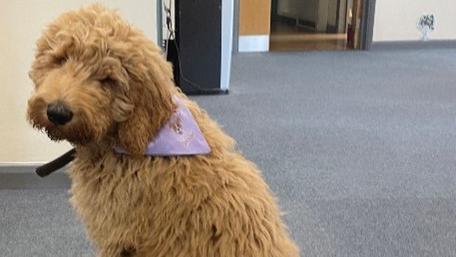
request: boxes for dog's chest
[68,159,186,243]
[69,164,157,240]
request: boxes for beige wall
[374,0,456,41]
[0,0,157,164]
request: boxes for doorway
[269,0,364,51]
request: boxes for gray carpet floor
[2,48,456,257]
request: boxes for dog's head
[27,5,176,154]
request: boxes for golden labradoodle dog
[27,5,299,257]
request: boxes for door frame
[232,0,240,52]
[359,0,376,50]
[232,0,376,51]
[157,0,163,46]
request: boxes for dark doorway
[270,0,367,51]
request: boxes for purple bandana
[115,97,211,156]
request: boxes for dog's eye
[99,77,116,85]
[54,56,67,66]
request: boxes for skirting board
[0,166,70,189]
[371,40,456,50]
[238,35,270,52]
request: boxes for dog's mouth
[45,124,90,143]
[28,99,95,145]
[32,115,94,145]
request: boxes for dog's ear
[111,37,177,155]
[117,83,174,155]
[116,51,176,155]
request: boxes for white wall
[374,0,456,41]
[0,0,157,164]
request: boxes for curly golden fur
[27,5,299,257]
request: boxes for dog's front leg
[97,244,136,257]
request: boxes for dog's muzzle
[47,101,73,125]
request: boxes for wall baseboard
[371,40,456,50]
[238,35,270,52]
[0,166,70,189]
[0,162,45,167]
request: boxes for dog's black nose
[47,101,73,125]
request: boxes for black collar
[36,148,76,177]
